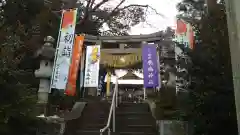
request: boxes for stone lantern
[34,36,55,114]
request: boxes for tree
[0,0,163,134]
[176,1,238,135]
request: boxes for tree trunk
[205,0,217,13]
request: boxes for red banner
[65,35,84,96]
[176,19,194,49]
[176,19,187,34]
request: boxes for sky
[94,0,180,35]
[127,0,181,35]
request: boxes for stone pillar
[35,36,55,115]
[225,0,240,134]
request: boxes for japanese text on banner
[84,45,101,87]
[50,9,77,90]
[142,44,159,88]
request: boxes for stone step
[78,102,109,122]
[117,107,150,113]
[65,100,110,135]
[76,130,156,135]
[76,130,108,135]
[81,117,108,124]
[118,131,156,135]
[116,124,157,133]
[83,103,110,112]
[79,113,108,125]
[65,100,157,135]
[116,117,155,125]
[79,124,106,130]
[118,103,149,108]
[116,112,152,117]
[119,102,148,106]
[116,115,153,123]
[80,111,108,118]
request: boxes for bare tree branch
[79,0,93,25]
[83,0,92,21]
[145,21,160,30]
[113,0,126,10]
[86,0,92,10]
[95,3,166,29]
[139,6,159,30]
[79,0,111,25]
[48,0,166,31]
[92,0,110,11]
[90,0,96,9]
[96,4,166,27]
[96,0,126,28]
[117,4,166,18]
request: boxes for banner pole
[141,41,147,100]
[49,10,65,93]
[156,44,161,91]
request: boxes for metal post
[112,97,116,132]
[115,81,118,107]
[160,121,164,135]
[59,122,66,135]
[108,128,111,135]
[143,88,146,100]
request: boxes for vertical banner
[84,45,101,87]
[79,49,86,89]
[98,69,107,96]
[50,9,78,90]
[65,35,85,96]
[142,44,159,88]
[106,72,111,96]
[175,19,194,49]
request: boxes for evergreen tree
[176,1,238,135]
[0,0,161,134]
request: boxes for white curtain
[104,69,128,82]
[132,69,144,79]
[114,69,128,78]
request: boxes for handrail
[100,78,118,135]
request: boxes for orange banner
[65,35,85,96]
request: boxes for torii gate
[34,32,175,114]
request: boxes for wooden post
[225,0,240,134]
[106,71,111,97]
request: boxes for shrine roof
[119,71,142,80]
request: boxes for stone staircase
[64,100,110,135]
[64,100,157,135]
[116,102,157,135]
